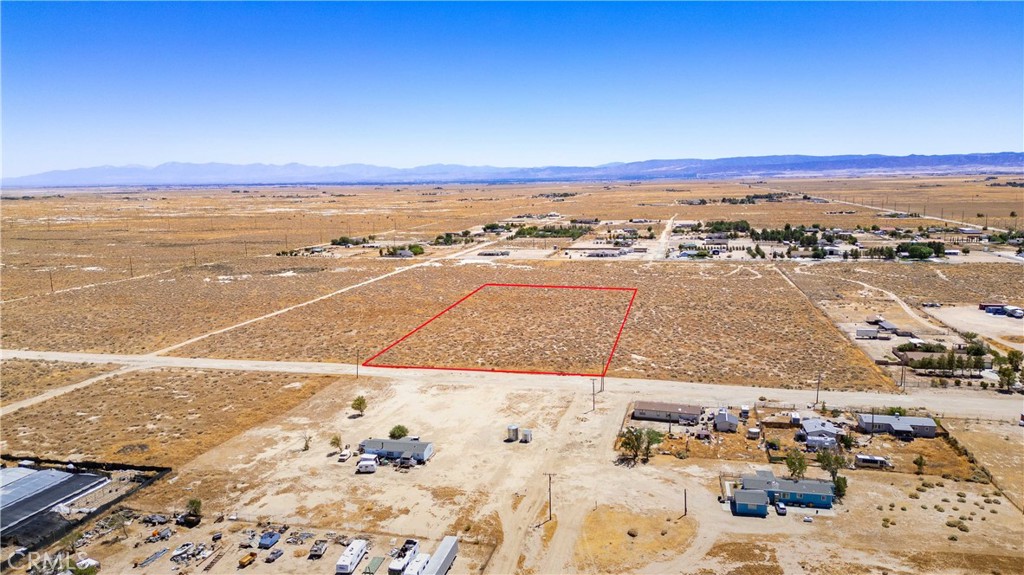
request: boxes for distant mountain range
[4,153,1022,187]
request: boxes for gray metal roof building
[1,467,109,540]
[856,413,937,438]
[358,438,435,462]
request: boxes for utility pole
[815,371,822,406]
[48,270,54,294]
[128,256,134,278]
[356,347,360,379]
[684,489,688,516]
[192,246,198,266]
[590,378,596,412]
[544,473,555,522]
[600,375,605,393]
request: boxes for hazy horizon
[3,2,1022,178]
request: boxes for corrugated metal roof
[634,402,702,416]
[1,469,73,507]
[359,438,433,456]
[856,414,936,428]
[733,489,769,506]
[742,471,834,496]
[0,467,35,488]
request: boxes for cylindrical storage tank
[507,424,519,442]
[521,429,533,443]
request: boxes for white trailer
[422,536,458,575]
[404,553,431,575]
[336,539,367,574]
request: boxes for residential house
[855,414,937,439]
[714,411,739,432]
[741,470,835,508]
[731,489,769,517]
[358,438,435,463]
[633,401,703,425]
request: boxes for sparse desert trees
[913,454,926,475]
[619,427,644,462]
[816,449,848,482]
[618,427,664,464]
[785,448,808,479]
[186,498,202,517]
[329,434,342,450]
[389,425,409,440]
[352,395,367,416]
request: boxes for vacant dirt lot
[172,260,889,390]
[785,262,1024,308]
[0,368,347,466]
[775,176,1024,232]
[0,259,406,354]
[573,505,696,573]
[367,284,635,375]
[0,359,118,406]
[943,419,1024,510]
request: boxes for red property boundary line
[362,283,638,377]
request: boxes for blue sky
[2,2,1022,177]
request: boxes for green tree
[816,449,849,482]
[833,475,848,499]
[641,428,664,462]
[351,395,367,416]
[962,332,979,343]
[329,434,342,450]
[997,366,1017,390]
[839,434,855,450]
[186,498,202,517]
[913,454,926,475]
[1006,350,1023,372]
[618,427,644,462]
[785,448,808,479]
[389,425,409,440]
[972,355,985,376]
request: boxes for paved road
[4,348,1022,421]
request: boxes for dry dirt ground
[62,371,1022,575]
[942,419,1024,511]
[5,176,1009,301]
[770,176,1024,232]
[923,306,1024,352]
[0,359,118,406]
[0,259,406,354]
[784,261,1024,309]
[366,284,636,375]
[3,178,1022,574]
[169,260,890,391]
[0,368,348,466]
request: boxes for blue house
[741,470,835,509]
[731,489,769,517]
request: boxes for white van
[356,461,377,474]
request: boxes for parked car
[338,449,352,462]
[775,502,787,516]
[265,549,284,563]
